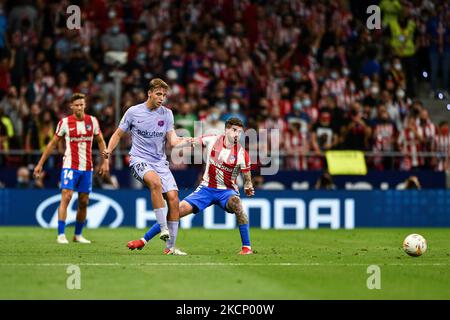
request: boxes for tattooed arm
[242,170,254,197]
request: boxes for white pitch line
[1,262,450,267]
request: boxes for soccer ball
[403,234,427,257]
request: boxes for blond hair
[148,78,170,92]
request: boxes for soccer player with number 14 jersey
[33,93,109,244]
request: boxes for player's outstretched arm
[243,171,255,197]
[166,130,194,148]
[33,135,62,178]
[103,128,125,159]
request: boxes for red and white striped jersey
[55,114,100,171]
[435,133,450,154]
[200,135,251,191]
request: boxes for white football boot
[73,235,92,243]
[57,234,69,244]
[163,247,188,255]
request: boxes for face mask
[342,68,350,76]
[396,90,405,99]
[394,63,402,71]
[137,52,146,61]
[111,26,120,34]
[94,103,103,112]
[210,113,220,121]
[292,72,301,81]
[302,99,311,107]
[293,101,302,111]
[371,86,380,95]
[108,10,117,19]
[96,74,104,82]
[330,72,338,80]
[363,79,371,88]
[164,41,172,50]
[350,84,356,92]
[230,102,240,112]
[216,27,224,34]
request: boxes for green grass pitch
[1,227,449,299]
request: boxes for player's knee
[165,192,179,204]
[227,196,241,213]
[61,190,73,203]
[146,179,162,191]
[78,198,89,209]
[179,201,193,217]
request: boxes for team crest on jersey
[86,124,92,131]
[158,120,164,127]
[229,155,236,162]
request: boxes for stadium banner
[0,168,446,189]
[0,189,449,228]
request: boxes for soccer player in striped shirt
[33,93,109,244]
[127,117,255,255]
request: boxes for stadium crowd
[0,0,449,173]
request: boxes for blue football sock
[239,224,251,247]
[58,220,66,235]
[75,221,85,236]
[144,223,161,242]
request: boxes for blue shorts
[60,168,93,194]
[184,185,239,213]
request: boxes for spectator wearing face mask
[370,104,398,170]
[416,108,437,169]
[283,122,309,170]
[398,116,424,171]
[203,107,225,136]
[311,111,338,153]
[380,89,402,131]
[285,96,310,134]
[285,65,313,97]
[341,102,371,151]
[434,120,450,172]
[387,12,418,98]
[101,20,130,52]
[221,98,247,126]
[320,67,347,108]
[16,166,44,189]
[386,57,407,90]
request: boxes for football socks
[239,224,251,247]
[143,222,161,242]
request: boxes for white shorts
[130,161,178,193]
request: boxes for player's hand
[99,160,110,177]
[244,185,255,197]
[102,149,111,159]
[33,165,42,179]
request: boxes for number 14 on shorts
[64,169,74,180]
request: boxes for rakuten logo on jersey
[36,192,124,228]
